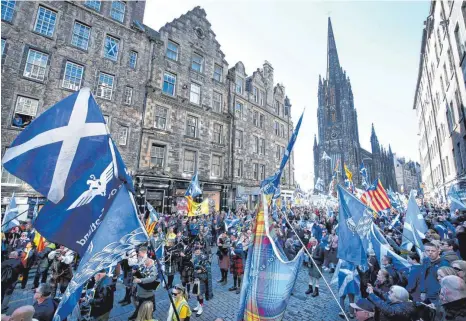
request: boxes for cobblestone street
[5,252,342,321]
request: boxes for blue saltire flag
[360,162,369,190]
[261,110,304,196]
[146,202,159,224]
[331,259,360,297]
[2,193,19,232]
[185,172,202,198]
[225,217,240,232]
[53,185,148,321]
[337,185,372,266]
[32,198,39,224]
[1,88,133,255]
[401,191,427,259]
[448,184,466,216]
[388,213,401,230]
[370,223,411,272]
[237,194,304,321]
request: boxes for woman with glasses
[437,266,458,282]
[451,260,466,282]
[167,284,191,321]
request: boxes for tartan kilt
[181,265,194,284]
[230,256,244,276]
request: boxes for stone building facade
[313,18,397,191]
[1,0,151,217]
[394,156,421,194]
[413,1,466,200]
[137,7,295,213]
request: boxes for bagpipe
[132,264,160,291]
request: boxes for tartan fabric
[230,254,244,276]
[237,195,304,321]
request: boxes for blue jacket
[312,224,322,242]
[33,297,56,321]
[419,257,449,304]
[405,264,422,301]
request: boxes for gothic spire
[327,17,341,83]
[313,134,318,149]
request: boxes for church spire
[327,17,341,83]
[313,134,318,149]
[371,123,380,154]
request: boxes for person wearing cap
[167,284,191,321]
[366,285,416,321]
[350,299,375,321]
[87,270,115,321]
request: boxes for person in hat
[87,269,115,321]
[216,230,230,285]
[167,284,191,321]
[350,299,375,321]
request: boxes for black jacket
[33,297,56,321]
[368,293,416,321]
[441,298,466,320]
[1,258,22,287]
[89,276,115,317]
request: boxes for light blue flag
[2,193,19,232]
[261,110,304,196]
[401,191,427,258]
[53,185,148,321]
[448,184,466,215]
[388,213,401,230]
[2,88,133,255]
[360,162,369,190]
[185,172,202,198]
[370,223,411,272]
[146,202,159,223]
[331,260,360,297]
[337,185,372,266]
[32,198,39,224]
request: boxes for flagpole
[282,213,350,321]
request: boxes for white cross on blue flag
[2,88,134,255]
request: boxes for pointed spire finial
[327,17,341,83]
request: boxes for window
[235,159,243,178]
[186,115,198,138]
[1,38,4,57]
[212,155,221,177]
[183,150,196,173]
[236,76,243,94]
[212,91,222,112]
[259,114,265,128]
[447,104,454,132]
[1,0,15,22]
[129,51,137,69]
[62,61,83,91]
[455,89,464,121]
[155,106,168,130]
[259,138,265,155]
[235,130,243,148]
[12,96,38,128]
[284,104,289,116]
[190,83,201,105]
[443,64,450,88]
[96,72,114,100]
[191,53,203,73]
[274,121,279,136]
[280,124,285,137]
[437,28,443,51]
[440,75,445,96]
[275,100,280,115]
[260,164,265,180]
[450,100,457,124]
[110,0,125,23]
[457,143,464,173]
[259,90,264,106]
[163,72,176,96]
[72,22,91,50]
[1,166,22,185]
[118,126,128,146]
[254,136,259,154]
[213,123,223,144]
[253,163,259,180]
[214,64,223,82]
[84,0,101,11]
[104,35,119,61]
[276,145,281,159]
[253,110,259,126]
[123,86,133,105]
[23,49,48,81]
[150,144,165,168]
[235,101,243,117]
[166,41,179,61]
[253,86,258,103]
[435,43,439,64]
[446,156,451,175]
[447,49,454,75]
[34,6,56,37]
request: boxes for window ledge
[184,135,200,141]
[22,76,47,85]
[69,44,90,54]
[96,96,113,102]
[104,57,119,64]
[165,56,180,64]
[31,30,55,41]
[161,92,177,100]
[152,127,171,135]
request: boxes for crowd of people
[1,198,466,321]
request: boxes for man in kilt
[228,233,244,294]
[191,246,211,316]
[179,236,194,297]
[216,230,230,285]
[306,237,324,297]
[164,236,181,289]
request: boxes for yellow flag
[344,164,353,182]
[187,198,209,216]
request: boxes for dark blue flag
[53,185,147,321]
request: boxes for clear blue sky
[144,0,431,189]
